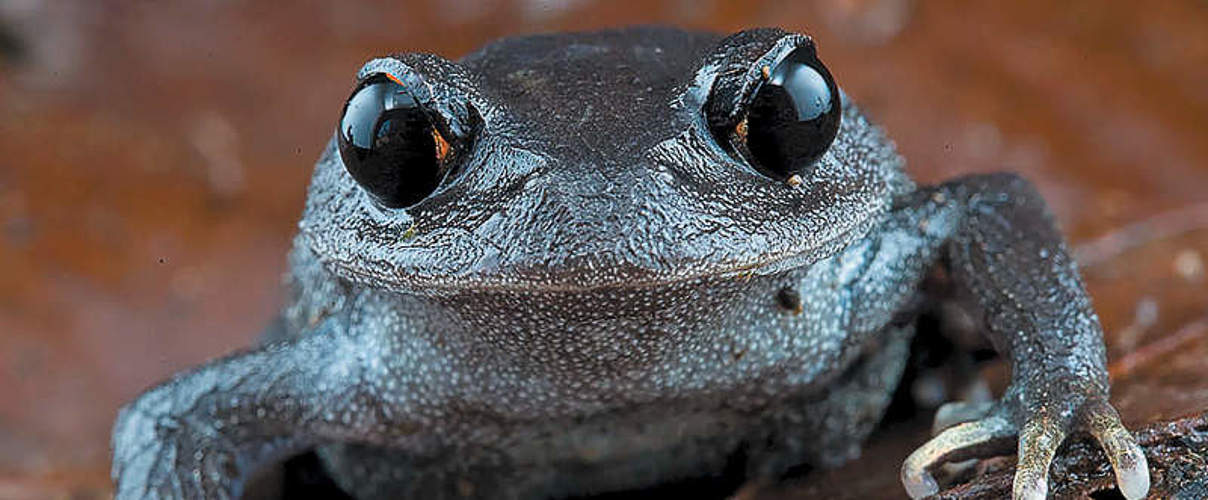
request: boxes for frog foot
[112,397,235,499]
[900,391,1149,499]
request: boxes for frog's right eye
[337,74,451,208]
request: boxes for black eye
[337,74,451,208]
[743,47,841,181]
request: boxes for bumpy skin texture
[110,27,1148,499]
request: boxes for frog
[110,27,1151,500]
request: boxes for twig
[1109,315,1208,380]
[1074,201,1208,268]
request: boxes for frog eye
[337,74,452,208]
[744,48,840,180]
[709,45,841,183]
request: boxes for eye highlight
[337,74,451,208]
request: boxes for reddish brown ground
[0,1,1205,498]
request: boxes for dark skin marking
[776,286,803,314]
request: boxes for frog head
[301,27,905,297]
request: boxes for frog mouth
[307,212,873,295]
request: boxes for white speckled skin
[110,27,1148,500]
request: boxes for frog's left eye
[707,42,841,183]
[337,74,452,208]
[744,48,840,180]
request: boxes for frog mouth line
[315,219,867,295]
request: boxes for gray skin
[110,27,1150,500]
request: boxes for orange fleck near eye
[734,117,749,141]
[432,128,451,162]
[384,73,406,87]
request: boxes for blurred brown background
[0,1,1205,498]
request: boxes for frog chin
[412,268,790,379]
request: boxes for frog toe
[1011,414,1066,500]
[901,414,1015,499]
[931,400,995,435]
[1084,400,1150,500]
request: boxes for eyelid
[357,57,418,83]
[350,63,478,149]
[704,34,817,131]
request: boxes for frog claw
[1085,400,1150,500]
[902,467,938,499]
[1012,474,1047,500]
[1009,396,1150,500]
[904,390,1151,500]
[901,415,1015,499]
